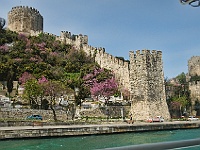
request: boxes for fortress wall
[188,56,200,76]
[58,30,130,90]
[7,6,171,121]
[129,50,170,120]
[189,81,200,102]
[189,81,200,115]
[60,31,88,47]
[43,32,59,39]
[94,48,130,91]
[188,56,200,115]
[82,45,97,57]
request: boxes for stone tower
[188,56,200,76]
[129,50,170,121]
[7,6,43,35]
[188,56,200,115]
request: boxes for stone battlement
[61,31,72,39]
[130,50,162,61]
[9,6,41,15]
[60,31,88,45]
[129,49,169,120]
[7,6,43,35]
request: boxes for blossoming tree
[84,68,118,103]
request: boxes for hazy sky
[1,0,200,79]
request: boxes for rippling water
[1,128,200,150]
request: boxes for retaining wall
[0,122,199,140]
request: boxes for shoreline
[0,121,200,140]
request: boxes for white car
[147,116,164,123]
[187,116,199,121]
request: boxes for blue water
[1,128,200,150]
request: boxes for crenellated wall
[7,6,43,35]
[58,30,131,91]
[129,50,170,120]
[6,6,170,121]
[60,31,88,49]
[94,48,130,91]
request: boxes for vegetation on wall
[83,68,119,103]
[0,29,119,112]
[190,74,200,82]
[166,72,191,118]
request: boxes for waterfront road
[0,120,200,130]
[0,120,198,130]
[0,121,200,139]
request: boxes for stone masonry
[188,56,200,76]
[7,6,43,35]
[129,50,170,120]
[189,81,200,115]
[6,6,170,121]
[188,56,200,115]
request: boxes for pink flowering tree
[0,45,9,54]
[19,72,35,86]
[38,76,49,109]
[42,80,65,121]
[38,76,48,84]
[84,68,119,103]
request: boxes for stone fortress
[6,6,172,120]
[188,56,200,115]
[7,6,43,35]
[129,51,170,120]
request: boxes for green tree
[6,67,14,97]
[23,78,42,109]
[0,17,6,29]
[176,72,186,85]
[194,100,200,116]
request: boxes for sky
[0,0,200,79]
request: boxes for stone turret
[7,6,43,35]
[188,56,200,115]
[60,31,88,48]
[188,56,200,76]
[129,50,170,121]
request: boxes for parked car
[147,116,164,123]
[187,116,199,121]
[27,114,43,120]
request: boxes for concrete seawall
[0,121,199,140]
[0,122,200,140]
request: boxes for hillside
[0,29,96,81]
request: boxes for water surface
[1,128,200,150]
